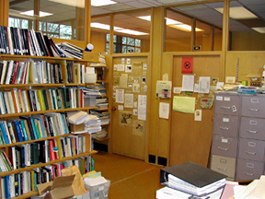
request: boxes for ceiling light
[48,0,84,8]
[91,22,148,35]
[91,0,117,7]
[138,16,202,32]
[215,6,258,19]
[252,27,265,34]
[20,10,53,17]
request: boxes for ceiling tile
[239,0,265,6]
[157,0,194,5]
[124,2,151,8]
[105,4,135,11]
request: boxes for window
[106,34,141,53]
[9,17,30,29]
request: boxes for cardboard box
[83,52,99,62]
[70,123,85,132]
[37,175,75,199]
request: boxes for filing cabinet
[210,92,265,181]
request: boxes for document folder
[160,162,227,196]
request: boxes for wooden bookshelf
[0,107,98,118]
[11,191,39,199]
[0,150,97,178]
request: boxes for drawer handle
[243,172,254,176]
[245,151,256,155]
[221,106,231,110]
[218,168,227,171]
[219,126,230,131]
[218,147,228,151]
[248,108,259,112]
[247,130,257,134]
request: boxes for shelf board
[0,134,72,148]
[0,107,98,118]
[12,191,39,199]
[0,83,98,89]
[0,150,97,177]
[93,137,109,142]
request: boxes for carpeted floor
[92,152,164,199]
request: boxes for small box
[70,123,85,132]
[83,52,100,62]
[85,178,110,199]
[37,175,75,199]
[85,73,97,83]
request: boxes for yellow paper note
[173,96,195,113]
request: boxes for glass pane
[47,23,59,33]
[229,1,265,51]
[127,46,134,53]
[39,22,46,31]
[114,9,151,53]
[91,15,110,53]
[114,35,117,43]
[60,25,72,39]
[195,20,213,51]
[122,46,127,53]
[165,9,192,52]
[9,0,85,41]
[114,44,117,53]
[135,47,141,53]
[127,38,135,46]
[122,37,127,44]
[135,39,141,47]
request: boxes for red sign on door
[182,57,193,74]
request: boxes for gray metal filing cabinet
[210,92,265,181]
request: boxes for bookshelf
[0,26,101,198]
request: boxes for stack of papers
[85,115,102,134]
[84,176,107,186]
[90,53,107,67]
[68,111,90,125]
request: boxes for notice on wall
[120,74,128,88]
[159,102,170,119]
[173,96,195,113]
[124,93,134,108]
[138,95,147,121]
[199,76,210,93]
[116,89,124,103]
[182,75,194,92]
[156,81,172,98]
[133,120,145,136]
[182,57,193,74]
[132,83,140,93]
[119,111,132,126]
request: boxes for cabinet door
[213,114,239,137]
[214,94,240,115]
[242,96,265,118]
[240,117,265,140]
[238,138,265,161]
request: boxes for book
[160,162,227,196]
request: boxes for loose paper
[133,83,140,93]
[125,65,132,73]
[182,75,194,92]
[138,95,147,121]
[119,111,132,126]
[117,64,125,71]
[133,120,145,136]
[124,93,134,108]
[116,89,124,103]
[199,76,210,93]
[120,74,128,88]
[159,102,170,119]
[173,96,195,113]
[173,87,182,94]
[118,105,124,110]
[194,109,202,121]
[156,81,172,98]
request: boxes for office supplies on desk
[160,162,227,196]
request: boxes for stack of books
[56,42,84,59]
[90,53,107,67]
[158,162,227,199]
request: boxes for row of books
[0,60,88,85]
[0,135,87,172]
[0,113,70,145]
[0,87,87,115]
[0,156,93,198]
[0,26,84,59]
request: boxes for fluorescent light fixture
[91,0,117,7]
[91,22,149,35]
[20,10,53,17]
[48,0,85,8]
[215,6,258,19]
[138,15,202,32]
[252,27,265,34]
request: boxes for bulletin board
[111,56,149,160]
[170,55,222,167]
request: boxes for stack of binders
[158,162,227,199]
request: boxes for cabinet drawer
[238,138,265,161]
[240,117,265,140]
[242,96,265,118]
[210,155,236,179]
[213,114,239,137]
[214,94,240,115]
[211,135,238,158]
[236,159,264,181]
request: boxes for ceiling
[8,0,265,34]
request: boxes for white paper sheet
[116,89,124,103]
[159,102,169,119]
[124,93,134,108]
[199,76,210,93]
[138,95,147,121]
[182,75,194,91]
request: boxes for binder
[160,161,227,196]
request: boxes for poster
[133,120,145,136]
[116,89,124,103]
[156,81,172,98]
[119,111,132,126]
[138,95,147,121]
[182,57,193,74]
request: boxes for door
[111,56,149,160]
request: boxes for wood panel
[111,56,149,160]
[226,51,265,82]
[170,55,221,167]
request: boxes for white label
[221,138,228,143]
[223,118,230,122]
[118,105,124,110]
[98,186,104,191]
[251,98,259,103]
[224,97,230,101]
[216,96,223,101]
[246,163,254,168]
[249,120,257,125]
